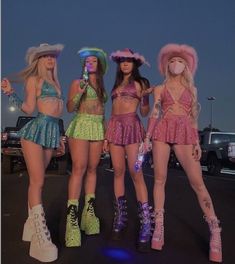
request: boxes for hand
[141,87,153,97]
[1,78,14,95]
[192,143,201,161]
[56,138,65,156]
[103,139,109,153]
[143,137,152,152]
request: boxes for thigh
[173,144,204,186]
[125,143,139,173]
[88,140,103,169]
[109,144,126,172]
[152,141,171,179]
[68,138,89,168]
[43,148,53,169]
[21,139,45,180]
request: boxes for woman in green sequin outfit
[65,47,108,247]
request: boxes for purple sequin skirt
[105,112,145,145]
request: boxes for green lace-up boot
[65,200,81,247]
[80,194,100,235]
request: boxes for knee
[87,165,97,175]
[72,162,86,175]
[154,177,166,188]
[114,167,125,179]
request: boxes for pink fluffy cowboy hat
[25,43,64,65]
[158,43,198,76]
[110,48,150,67]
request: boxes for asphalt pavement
[1,161,235,264]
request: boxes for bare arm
[135,81,152,117]
[1,77,37,114]
[146,85,162,139]
[21,77,37,114]
[66,79,85,113]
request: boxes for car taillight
[1,132,8,141]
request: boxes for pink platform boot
[151,209,164,250]
[205,216,222,263]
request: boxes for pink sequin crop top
[111,81,141,101]
[160,85,193,115]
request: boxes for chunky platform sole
[29,244,58,263]
[209,251,222,263]
[151,239,164,250]
[22,219,33,242]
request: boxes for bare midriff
[163,103,190,118]
[37,97,63,118]
[78,98,104,115]
[112,95,139,115]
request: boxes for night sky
[1,0,235,131]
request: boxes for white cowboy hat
[25,43,64,65]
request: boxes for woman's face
[85,56,98,73]
[119,58,134,75]
[168,56,186,75]
[40,54,56,70]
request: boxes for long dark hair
[112,59,150,91]
[80,59,106,104]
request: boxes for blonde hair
[8,56,61,90]
[164,62,200,122]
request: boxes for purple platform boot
[137,201,152,252]
[111,196,128,240]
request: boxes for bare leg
[84,140,103,194]
[43,148,53,170]
[21,139,50,208]
[152,141,171,210]
[125,143,148,202]
[109,144,126,198]
[173,144,216,217]
[68,138,89,199]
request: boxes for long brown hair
[112,59,150,91]
[79,59,106,104]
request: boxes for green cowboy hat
[77,47,107,75]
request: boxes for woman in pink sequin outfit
[104,48,152,252]
[146,44,222,262]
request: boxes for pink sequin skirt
[106,112,145,145]
[152,115,198,145]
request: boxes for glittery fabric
[152,115,198,144]
[18,112,60,148]
[105,112,145,146]
[66,113,104,140]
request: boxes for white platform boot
[29,204,58,262]
[22,205,34,242]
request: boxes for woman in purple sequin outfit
[104,48,152,252]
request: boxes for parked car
[1,116,69,174]
[199,131,235,175]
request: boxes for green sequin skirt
[18,112,60,148]
[66,113,104,140]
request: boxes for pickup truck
[1,116,68,174]
[199,131,235,175]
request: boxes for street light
[207,96,216,130]
[9,105,16,112]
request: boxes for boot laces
[87,198,96,217]
[67,205,78,227]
